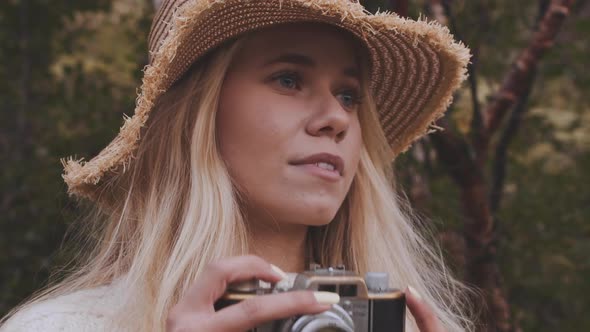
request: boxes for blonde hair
[2,33,474,331]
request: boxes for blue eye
[273,71,301,90]
[279,76,297,89]
[338,90,364,109]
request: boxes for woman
[1,0,473,331]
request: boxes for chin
[296,204,341,226]
[302,218,335,227]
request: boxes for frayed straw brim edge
[366,13,471,156]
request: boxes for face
[216,22,364,228]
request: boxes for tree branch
[429,118,478,189]
[490,0,550,213]
[429,1,487,163]
[481,0,574,150]
[490,68,536,214]
[425,1,575,330]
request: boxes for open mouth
[313,161,337,172]
[288,153,344,178]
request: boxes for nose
[306,91,351,143]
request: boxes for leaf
[544,254,576,270]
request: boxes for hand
[166,255,339,332]
[405,286,446,332]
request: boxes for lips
[289,153,344,176]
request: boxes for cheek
[216,80,295,186]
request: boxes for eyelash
[271,70,364,109]
[271,71,301,89]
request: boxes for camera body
[214,265,405,332]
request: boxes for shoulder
[1,282,130,332]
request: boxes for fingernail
[270,264,289,280]
[408,286,423,301]
[313,291,340,305]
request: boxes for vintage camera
[214,265,405,332]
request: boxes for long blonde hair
[2,33,474,331]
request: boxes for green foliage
[497,73,590,330]
[391,1,590,330]
[0,0,151,315]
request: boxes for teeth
[315,162,335,171]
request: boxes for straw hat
[62,0,470,201]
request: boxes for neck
[247,220,309,273]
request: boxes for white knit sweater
[0,281,130,332]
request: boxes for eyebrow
[262,53,360,81]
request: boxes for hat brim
[62,0,470,201]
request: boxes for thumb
[405,286,445,332]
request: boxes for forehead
[235,22,364,69]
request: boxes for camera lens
[283,304,354,332]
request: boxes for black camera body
[214,266,406,332]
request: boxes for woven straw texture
[62,0,470,201]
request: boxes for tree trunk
[427,0,575,330]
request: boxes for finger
[184,255,287,309]
[405,286,445,332]
[212,290,338,331]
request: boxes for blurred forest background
[0,0,588,331]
